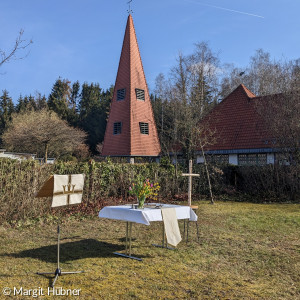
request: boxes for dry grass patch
[0,201,299,299]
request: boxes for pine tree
[48,77,71,119]
[28,95,37,111]
[16,95,26,113]
[36,93,48,110]
[70,81,80,110]
[78,83,112,153]
[0,90,15,136]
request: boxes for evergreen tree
[15,95,27,113]
[48,77,71,119]
[70,81,80,110]
[0,90,15,138]
[28,95,37,111]
[23,96,29,110]
[35,93,48,110]
[78,83,112,153]
[66,81,81,126]
[79,82,101,118]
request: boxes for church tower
[102,14,161,158]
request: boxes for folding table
[98,203,198,261]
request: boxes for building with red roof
[102,14,161,160]
[195,84,281,166]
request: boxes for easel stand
[152,225,175,250]
[36,220,84,287]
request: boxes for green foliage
[0,90,14,137]
[78,83,112,153]
[0,159,299,223]
[70,80,80,110]
[15,93,47,113]
[1,78,113,154]
[0,158,53,223]
[47,77,72,120]
[129,175,160,202]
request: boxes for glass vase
[137,195,146,209]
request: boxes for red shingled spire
[102,15,161,157]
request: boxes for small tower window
[135,89,145,101]
[139,122,149,135]
[113,122,122,135]
[117,89,126,101]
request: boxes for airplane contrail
[184,0,265,19]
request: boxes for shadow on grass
[2,239,126,263]
[119,237,137,242]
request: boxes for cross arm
[181,173,200,177]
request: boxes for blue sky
[1,0,299,102]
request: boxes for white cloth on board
[52,174,84,207]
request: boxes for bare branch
[0,29,33,68]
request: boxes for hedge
[0,158,299,222]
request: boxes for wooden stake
[181,160,200,206]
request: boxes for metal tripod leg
[52,273,59,287]
[36,223,84,287]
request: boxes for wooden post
[188,160,192,206]
[182,159,200,206]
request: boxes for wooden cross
[181,160,200,206]
[127,0,133,14]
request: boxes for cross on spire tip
[127,0,133,15]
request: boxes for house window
[205,154,229,164]
[139,122,149,135]
[113,122,122,135]
[117,89,126,101]
[275,153,291,165]
[238,154,267,166]
[135,89,145,101]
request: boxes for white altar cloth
[98,203,198,225]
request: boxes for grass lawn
[0,201,299,299]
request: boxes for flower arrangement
[129,176,160,208]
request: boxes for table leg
[187,219,189,242]
[184,218,200,243]
[129,222,132,256]
[113,221,142,261]
[152,223,175,250]
[125,221,128,254]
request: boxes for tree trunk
[200,144,214,204]
[44,143,48,164]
